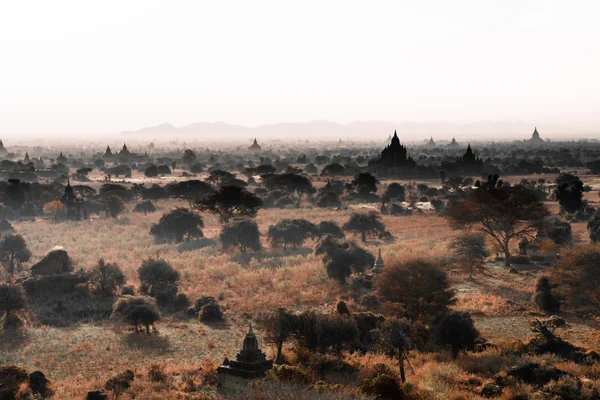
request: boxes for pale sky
[0,0,599,137]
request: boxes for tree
[219,218,261,253]
[546,218,572,245]
[433,312,479,359]
[150,207,204,243]
[550,244,600,313]
[105,195,126,218]
[138,258,180,303]
[374,318,414,382]
[111,295,160,334]
[315,235,374,284]
[182,149,196,166]
[343,212,386,242]
[0,283,27,329]
[268,219,316,250]
[141,184,168,202]
[0,234,31,277]
[88,259,125,296]
[133,200,157,215]
[4,179,26,211]
[157,165,172,175]
[76,167,93,176]
[262,173,315,200]
[352,172,377,196]
[43,200,67,221]
[320,163,345,177]
[555,173,584,214]
[144,165,158,178]
[445,185,549,266]
[449,233,489,278]
[588,215,600,244]
[295,311,358,354]
[207,169,235,186]
[72,184,96,198]
[165,180,214,208]
[532,276,560,313]
[316,221,345,239]
[259,308,297,363]
[377,260,455,321]
[194,185,262,222]
[382,183,405,205]
[316,192,341,208]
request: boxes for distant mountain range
[121,120,598,142]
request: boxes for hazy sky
[0,0,599,136]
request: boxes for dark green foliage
[377,260,455,321]
[199,301,223,322]
[547,218,572,245]
[145,165,158,177]
[88,259,125,296]
[588,215,600,244]
[434,312,480,359]
[320,163,345,176]
[0,283,27,328]
[150,207,204,243]
[165,180,214,208]
[0,234,31,277]
[138,258,179,304]
[352,172,378,196]
[555,173,584,214]
[268,219,317,250]
[141,184,168,202]
[111,295,160,333]
[157,165,171,175]
[382,182,405,204]
[343,212,386,242]
[316,221,345,238]
[533,276,560,313]
[104,195,126,218]
[194,185,262,222]
[315,235,375,284]
[259,307,298,363]
[133,200,157,215]
[219,217,261,253]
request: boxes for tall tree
[445,184,549,266]
[343,212,386,242]
[555,173,584,214]
[166,180,214,208]
[374,318,414,382]
[0,234,31,277]
[219,218,261,253]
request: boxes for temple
[61,180,89,220]
[23,152,31,163]
[373,248,384,274]
[104,146,113,157]
[456,144,483,173]
[120,143,131,156]
[0,140,7,156]
[249,138,261,152]
[528,127,545,145]
[448,137,459,148]
[426,137,436,147]
[369,131,416,172]
[217,323,273,393]
[57,152,67,164]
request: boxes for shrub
[316,221,345,239]
[105,195,126,218]
[173,293,190,309]
[0,365,29,399]
[336,300,350,315]
[88,259,125,296]
[533,276,560,313]
[29,370,54,399]
[315,235,374,284]
[433,311,480,358]
[268,219,316,250]
[377,260,455,321]
[546,218,572,245]
[449,233,489,278]
[0,283,27,329]
[111,295,160,334]
[359,374,404,400]
[199,301,223,323]
[343,212,386,242]
[105,370,135,398]
[219,218,261,253]
[296,311,358,354]
[138,258,180,300]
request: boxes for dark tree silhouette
[352,172,377,196]
[374,318,414,382]
[449,233,489,278]
[343,212,386,242]
[262,173,315,199]
[194,185,262,222]
[105,195,126,218]
[111,295,160,334]
[445,185,549,266]
[268,219,316,250]
[0,234,31,277]
[150,207,204,243]
[259,308,297,363]
[588,215,600,244]
[532,276,560,313]
[382,182,405,205]
[138,258,180,298]
[0,283,27,329]
[320,163,345,177]
[166,180,214,208]
[219,218,261,253]
[555,173,584,214]
[207,169,235,186]
[315,235,374,284]
[182,149,196,166]
[4,179,26,211]
[546,218,572,245]
[433,312,479,359]
[133,200,157,215]
[316,192,341,208]
[316,221,345,239]
[88,259,125,296]
[141,184,168,202]
[377,260,455,321]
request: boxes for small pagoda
[217,323,273,393]
[373,248,384,274]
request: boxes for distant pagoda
[57,152,67,164]
[104,145,113,157]
[217,323,273,393]
[373,248,384,274]
[426,137,436,147]
[369,131,416,170]
[248,138,261,152]
[457,144,483,173]
[0,140,7,156]
[120,143,131,156]
[23,152,31,163]
[528,127,545,145]
[448,137,459,148]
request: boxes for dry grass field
[2,171,600,399]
